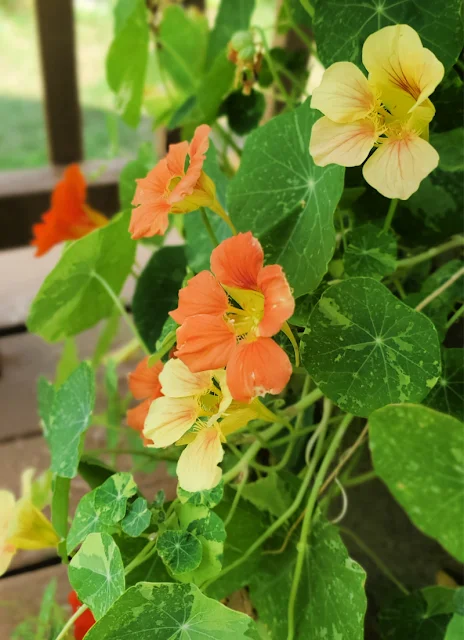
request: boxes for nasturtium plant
[12,2,464,639]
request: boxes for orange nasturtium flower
[130,124,231,239]
[170,232,295,403]
[126,356,164,444]
[0,472,59,576]
[31,164,108,256]
[143,358,275,491]
[309,25,444,200]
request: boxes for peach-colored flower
[31,164,108,256]
[170,232,295,403]
[126,357,164,444]
[129,125,228,238]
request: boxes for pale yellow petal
[311,61,375,123]
[0,491,17,576]
[144,396,199,447]
[363,25,444,109]
[20,468,52,511]
[212,369,232,415]
[159,358,212,398]
[310,116,378,167]
[0,543,15,577]
[9,499,59,550]
[177,427,224,492]
[362,133,439,200]
[220,403,258,437]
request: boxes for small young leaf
[84,582,260,639]
[42,363,95,478]
[69,532,125,620]
[370,403,464,562]
[27,212,135,342]
[157,529,203,575]
[177,480,224,508]
[228,101,345,297]
[132,246,187,351]
[94,472,138,525]
[205,0,255,66]
[344,224,397,280]
[424,348,464,421]
[106,0,149,127]
[121,497,151,537]
[241,473,293,517]
[301,277,441,417]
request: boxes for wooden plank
[34,0,82,165]
[0,564,69,637]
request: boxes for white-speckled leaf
[301,277,441,417]
[344,224,397,280]
[67,492,111,554]
[313,0,462,72]
[69,532,125,620]
[228,101,344,297]
[85,582,260,639]
[41,362,95,478]
[95,472,137,525]
[249,512,367,639]
[121,497,151,537]
[424,348,464,421]
[27,212,135,342]
[370,403,464,562]
[177,481,224,508]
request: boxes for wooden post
[34,0,83,165]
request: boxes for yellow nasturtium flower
[143,358,275,492]
[0,470,59,576]
[309,25,444,200]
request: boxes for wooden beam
[34,0,83,165]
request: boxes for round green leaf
[69,532,125,620]
[370,403,464,562]
[379,591,452,640]
[121,497,151,537]
[344,224,397,280]
[27,212,135,342]
[313,0,463,72]
[132,246,187,351]
[424,348,464,421]
[157,530,203,575]
[221,89,266,135]
[301,277,441,416]
[177,480,224,508]
[228,100,345,298]
[84,582,259,639]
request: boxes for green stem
[253,25,293,105]
[222,422,284,484]
[446,304,464,329]
[286,387,324,417]
[340,526,410,595]
[396,236,464,269]
[200,207,219,246]
[92,271,149,355]
[204,419,334,591]
[287,414,353,639]
[224,468,249,528]
[103,337,141,366]
[383,198,398,232]
[343,469,377,487]
[124,538,157,575]
[299,0,315,19]
[55,604,87,640]
[415,266,464,312]
[87,447,178,461]
[213,122,242,157]
[338,209,347,251]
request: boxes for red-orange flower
[129,125,229,239]
[126,356,164,444]
[171,232,295,402]
[68,591,96,640]
[31,164,108,257]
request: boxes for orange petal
[129,201,170,239]
[170,271,228,324]
[257,265,295,337]
[210,232,264,289]
[175,314,236,373]
[132,159,172,206]
[126,398,152,434]
[128,357,164,400]
[188,124,210,175]
[51,164,86,214]
[166,140,189,177]
[226,338,292,402]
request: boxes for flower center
[223,287,265,342]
